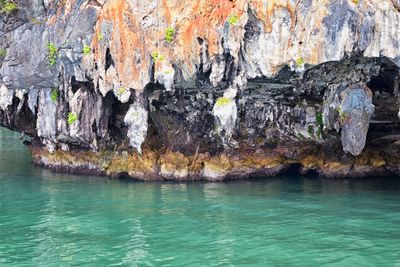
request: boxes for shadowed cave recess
[1,56,400,180]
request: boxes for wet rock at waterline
[1,0,400,180]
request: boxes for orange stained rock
[177,0,247,72]
[92,0,307,91]
[161,0,172,25]
[249,0,296,33]
[288,0,328,65]
[95,0,149,91]
[54,0,76,19]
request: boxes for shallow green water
[1,128,400,266]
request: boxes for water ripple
[1,128,400,266]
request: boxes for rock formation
[1,0,400,180]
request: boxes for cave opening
[70,76,95,94]
[366,58,400,145]
[142,83,165,151]
[285,163,319,177]
[105,91,130,148]
[105,48,114,71]
[0,95,37,136]
[367,59,398,95]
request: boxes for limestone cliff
[1,0,400,180]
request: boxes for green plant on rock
[151,51,165,62]
[0,0,18,14]
[97,32,104,41]
[296,57,305,67]
[316,112,323,128]
[227,15,239,25]
[47,42,58,67]
[83,44,91,55]
[215,97,232,107]
[152,51,159,61]
[31,17,43,25]
[337,107,347,122]
[0,48,6,58]
[163,69,173,75]
[353,0,359,5]
[50,88,58,103]
[307,125,314,137]
[116,87,126,96]
[165,27,175,43]
[67,112,78,125]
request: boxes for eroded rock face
[124,101,148,154]
[340,85,375,156]
[1,0,400,180]
[212,97,237,146]
[37,89,57,139]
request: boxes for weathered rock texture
[1,0,400,180]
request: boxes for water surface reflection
[1,127,400,266]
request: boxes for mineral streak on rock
[1,0,400,180]
[213,97,238,146]
[124,101,148,154]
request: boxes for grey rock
[340,85,374,156]
[1,1,400,179]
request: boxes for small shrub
[97,33,103,41]
[165,27,175,43]
[47,42,58,67]
[215,97,232,107]
[67,112,78,125]
[316,112,323,127]
[152,51,159,61]
[50,88,58,103]
[151,51,165,62]
[227,15,239,25]
[336,107,350,125]
[0,48,6,58]
[31,18,43,25]
[0,0,18,14]
[337,107,347,120]
[116,87,126,96]
[83,45,91,55]
[353,0,359,4]
[164,69,173,75]
[307,125,315,137]
[296,57,304,67]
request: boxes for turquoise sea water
[1,127,400,266]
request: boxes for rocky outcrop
[1,0,400,180]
